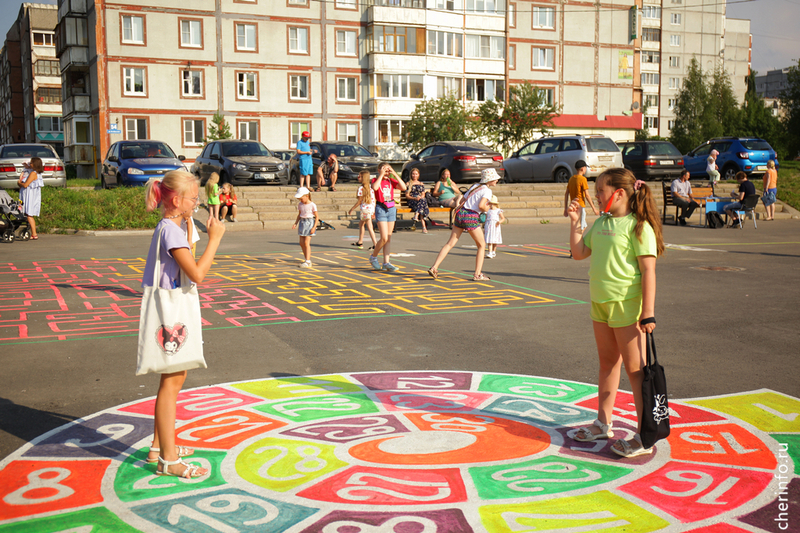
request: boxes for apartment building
[0,3,63,153]
[755,67,791,99]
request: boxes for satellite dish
[632,102,640,110]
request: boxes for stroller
[0,190,31,242]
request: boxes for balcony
[58,0,89,18]
[60,46,89,71]
[368,6,426,25]
[62,94,91,116]
[370,53,426,72]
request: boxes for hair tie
[634,180,646,191]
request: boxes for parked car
[401,142,504,183]
[272,150,295,162]
[683,137,780,181]
[503,134,622,183]
[101,140,186,188]
[618,140,684,181]
[0,144,66,189]
[192,140,288,186]
[288,141,381,185]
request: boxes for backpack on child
[706,211,725,228]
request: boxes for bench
[662,180,715,225]
[396,185,458,229]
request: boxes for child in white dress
[484,195,505,258]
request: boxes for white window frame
[290,75,309,100]
[668,98,677,110]
[123,67,146,96]
[644,94,659,107]
[437,76,461,98]
[337,77,357,101]
[532,6,555,29]
[237,72,257,99]
[669,77,680,89]
[289,27,309,54]
[508,44,516,69]
[125,118,147,140]
[290,122,310,148]
[377,119,406,144]
[669,56,680,68]
[466,0,501,15]
[181,20,202,48]
[644,116,659,129]
[33,31,55,47]
[642,6,661,19]
[337,123,358,142]
[465,35,504,59]
[536,88,554,107]
[239,120,259,140]
[236,23,257,51]
[642,51,660,64]
[670,34,680,46]
[336,0,357,8]
[671,13,681,25]
[375,74,423,99]
[184,119,205,146]
[531,47,554,69]
[336,30,357,56]
[67,116,93,146]
[668,120,675,130]
[428,30,463,57]
[121,15,144,44]
[640,72,660,85]
[465,78,505,102]
[182,70,203,97]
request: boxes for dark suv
[401,142,504,183]
[191,140,288,186]
[618,140,684,181]
[288,141,381,184]
[683,137,779,180]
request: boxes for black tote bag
[640,332,670,449]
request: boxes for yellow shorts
[591,298,642,328]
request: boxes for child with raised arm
[292,187,318,268]
[567,168,664,459]
[348,170,377,249]
[369,163,407,272]
[142,170,225,478]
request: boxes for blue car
[683,137,779,181]
[101,141,186,188]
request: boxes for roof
[551,114,644,130]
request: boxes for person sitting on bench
[670,169,700,226]
[724,171,756,227]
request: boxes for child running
[292,187,318,268]
[348,170,377,249]
[205,172,221,221]
[142,170,225,477]
[484,195,505,258]
[567,167,664,458]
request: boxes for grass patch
[778,161,800,212]
[7,187,160,232]
[67,179,101,188]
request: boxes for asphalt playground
[0,217,798,532]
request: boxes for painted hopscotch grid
[0,251,582,345]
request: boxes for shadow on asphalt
[0,398,79,447]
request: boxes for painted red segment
[668,423,777,469]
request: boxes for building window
[641,6,661,18]
[435,0,456,11]
[182,70,203,97]
[336,0,357,8]
[289,0,308,5]
[641,72,660,85]
[338,123,358,142]
[121,15,144,44]
[668,98,677,109]
[671,13,681,25]
[238,120,259,140]
[642,28,661,42]
[437,77,461,98]
[669,77,680,89]
[180,19,203,48]
[508,44,516,69]
[337,77,357,101]
[536,87,554,106]
[644,94,659,107]
[642,51,660,63]
[369,26,420,54]
[465,35,504,59]
[37,116,62,132]
[428,31,463,57]
[34,60,60,76]
[670,34,680,46]
[466,78,504,101]
[125,118,148,140]
[33,31,55,46]
[67,117,92,145]
[644,116,659,129]
[672,0,682,3]
[508,3,516,27]
[336,30,357,56]
[290,122,310,147]
[531,47,554,69]
[183,119,205,146]
[236,23,257,51]
[532,6,555,29]
[123,67,146,96]
[669,56,680,68]
[378,120,405,144]
[668,120,675,130]
[290,75,309,100]
[466,0,504,15]
[237,72,257,99]
[289,27,309,54]
[375,74,423,98]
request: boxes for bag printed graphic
[156,323,188,356]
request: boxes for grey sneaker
[382,262,399,272]
[369,255,381,270]
[231,217,237,222]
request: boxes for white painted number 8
[3,468,74,505]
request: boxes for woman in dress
[17,157,44,240]
[406,168,429,233]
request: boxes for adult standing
[17,157,44,240]
[432,169,462,208]
[316,153,339,192]
[427,168,499,282]
[762,160,778,221]
[369,163,407,272]
[670,169,700,226]
[296,131,313,190]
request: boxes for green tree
[474,82,560,155]
[400,94,473,152]
[205,112,232,142]
[670,58,713,153]
[708,64,742,137]
[781,59,800,160]
[739,71,784,157]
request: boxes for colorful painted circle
[1,371,798,532]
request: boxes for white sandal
[157,456,207,478]
[147,445,194,464]
[611,434,653,458]
[573,419,613,442]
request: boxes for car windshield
[585,138,620,152]
[453,143,492,152]
[0,145,55,158]
[740,140,772,151]
[648,142,682,157]
[222,142,272,157]
[120,142,177,159]
[324,144,372,158]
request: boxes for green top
[438,182,456,201]
[584,213,657,303]
[206,183,221,205]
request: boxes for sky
[0,0,797,74]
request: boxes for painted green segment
[232,374,365,400]
[253,393,379,422]
[479,490,670,532]
[113,448,227,502]
[0,507,140,533]
[479,374,597,403]
[470,456,632,499]
[772,434,800,476]
[236,437,347,492]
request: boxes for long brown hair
[598,168,664,257]
[357,170,372,205]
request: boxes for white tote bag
[136,227,206,376]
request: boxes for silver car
[0,144,67,189]
[503,134,622,183]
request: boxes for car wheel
[554,168,571,183]
[401,170,409,182]
[723,164,738,181]
[290,171,299,186]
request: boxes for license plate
[756,165,767,171]
[253,173,275,180]
[660,160,673,165]
[477,158,492,165]
[598,156,612,162]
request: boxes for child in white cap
[484,195,505,258]
[292,187,318,268]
